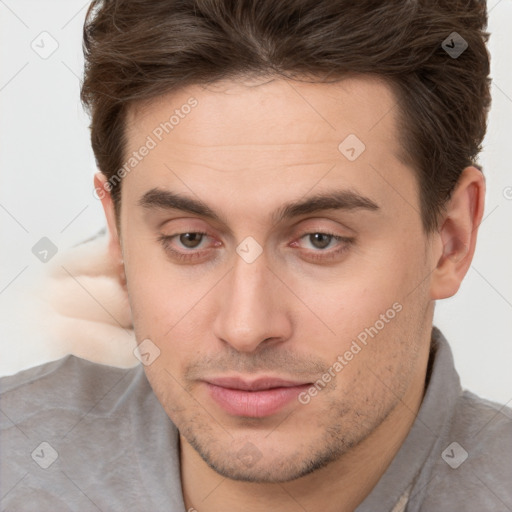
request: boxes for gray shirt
[1,327,511,511]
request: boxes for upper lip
[204,376,310,391]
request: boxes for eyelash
[157,231,354,263]
[294,232,354,261]
[157,232,211,263]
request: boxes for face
[110,76,436,482]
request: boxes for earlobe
[429,166,485,300]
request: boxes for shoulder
[450,389,512,477]
[1,355,143,419]
[0,355,149,447]
[451,389,512,466]
[420,389,512,511]
[1,354,133,392]
[459,388,512,430]
[1,356,182,510]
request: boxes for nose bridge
[213,248,291,352]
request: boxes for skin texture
[96,75,485,512]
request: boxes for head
[83,0,490,482]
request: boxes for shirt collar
[355,326,462,511]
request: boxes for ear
[429,166,485,300]
[94,172,125,281]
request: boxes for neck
[180,361,427,512]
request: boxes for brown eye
[308,233,333,249]
[157,231,218,263]
[179,232,205,249]
[291,231,355,263]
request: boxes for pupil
[180,233,202,248]
[311,233,331,249]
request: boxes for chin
[185,429,348,483]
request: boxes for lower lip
[205,383,311,418]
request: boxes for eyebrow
[138,187,380,225]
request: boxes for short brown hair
[81,0,491,232]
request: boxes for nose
[212,247,293,353]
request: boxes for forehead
[121,75,417,228]
[126,75,401,159]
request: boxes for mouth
[203,376,312,418]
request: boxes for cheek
[124,249,221,376]
[294,234,429,375]
[123,247,179,345]
[124,230,194,324]
[297,254,412,341]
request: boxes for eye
[157,231,219,262]
[175,232,207,249]
[157,230,354,264]
[291,232,354,261]
[301,233,339,250]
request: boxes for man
[1,0,510,510]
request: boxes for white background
[1,1,511,404]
